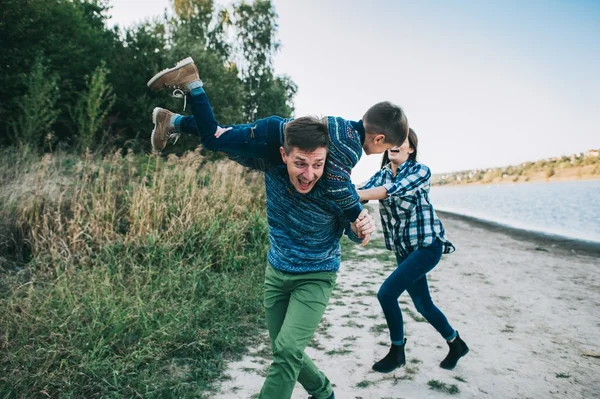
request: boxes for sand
[212,210,600,399]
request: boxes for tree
[232,0,296,120]
[8,58,60,152]
[70,62,116,151]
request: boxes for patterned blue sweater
[249,115,366,222]
[232,156,363,273]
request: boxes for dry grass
[0,148,269,398]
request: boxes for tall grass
[0,149,269,398]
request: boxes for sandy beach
[213,209,600,399]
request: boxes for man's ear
[280,146,287,163]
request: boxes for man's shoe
[147,57,200,92]
[372,339,406,373]
[440,331,469,370]
[308,392,334,399]
[151,107,178,151]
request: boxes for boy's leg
[262,266,335,399]
[148,57,275,158]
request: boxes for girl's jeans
[377,239,456,343]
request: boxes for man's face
[280,146,328,194]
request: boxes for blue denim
[179,88,285,164]
[377,239,456,343]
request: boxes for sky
[107,0,600,183]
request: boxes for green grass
[356,380,375,388]
[402,306,427,322]
[369,323,388,334]
[0,151,270,398]
[325,349,353,356]
[427,379,460,394]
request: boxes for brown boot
[151,107,179,151]
[147,57,200,92]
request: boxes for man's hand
[352,209,376,247]
[214,126,233,138]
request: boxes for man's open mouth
[298,179,313,189]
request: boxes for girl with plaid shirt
[358,129,469,373]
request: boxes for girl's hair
[380,128,418,169]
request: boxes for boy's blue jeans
[377,239,456,344]
[178,88,285,163]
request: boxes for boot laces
[171,88,187,111]
[167,132,181,145]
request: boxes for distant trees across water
[432,149,600,186]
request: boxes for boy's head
[362,101,409,155]
[280,116,330,194]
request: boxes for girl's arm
[358,186,388,201]
[357,169,385,202]
[385,164,431,197]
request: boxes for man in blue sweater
[147,68,375,399]
[147,57,409,246]
[232,117,375,399]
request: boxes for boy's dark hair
[283,116,329,154]
[363,101,409,146]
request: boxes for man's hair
[283,116,329,154]
[363,101,409,147]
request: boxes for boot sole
[372,361,406,374]
[147,57,195,89]
[151,107,165,151]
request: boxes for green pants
[259,264,337,399]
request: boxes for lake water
[428,180,600,244]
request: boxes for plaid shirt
[361,159,455,259]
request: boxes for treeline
[0,0,296,154]
[432,149,600,186]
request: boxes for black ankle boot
[440,331,469,370]
[372,338,406,373]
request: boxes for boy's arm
[324,117,366,223]
[344,208,376,245]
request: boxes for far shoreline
[436,210,600,257]
[431,175,600,188]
